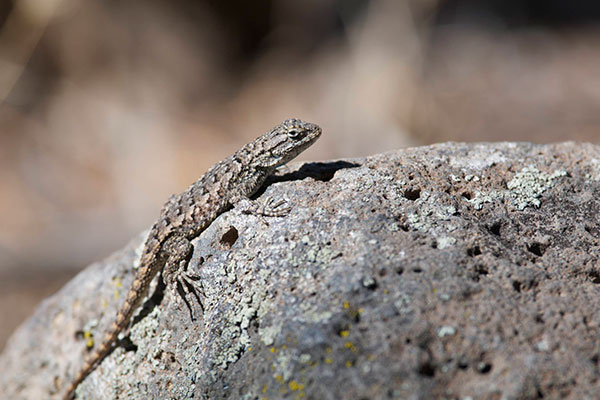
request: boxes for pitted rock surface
[1,142,599,399]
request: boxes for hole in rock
[527,242,544,257]
[220,226,239,247]
[404,187,421,201]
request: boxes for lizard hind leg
[161,234,204,320]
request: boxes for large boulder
[1,142,599,399]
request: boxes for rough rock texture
[2,142,600,400]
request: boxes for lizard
[63,118,322,399]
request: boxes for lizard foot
[234,196,291,218]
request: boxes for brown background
[2,0,600,350]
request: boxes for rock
[1,142,600,399]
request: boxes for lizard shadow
[120,278,167,352]
[127,266,201,342]
[261,160,361,194]
[131,278,167,327]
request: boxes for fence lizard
[63,118,322,399]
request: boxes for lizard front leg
[232,195,291,217]
[161,234,203,320]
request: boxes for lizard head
[252,118,322,169]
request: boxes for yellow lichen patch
[270,347,277,353]
[325,358,333,364]
[339,330,350,337]
[344,341,358,353]
[262,384,268,393]
[83,331,94,348]
[289,380,305,391]
[341,300,361,319]
[275,374,284,384]
[113,278,122,300]
[326,347,332,354]
[345,360,355,368]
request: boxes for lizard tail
[63,276,150,400]
[63,330,116,400]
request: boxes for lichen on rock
[1,142,600,400]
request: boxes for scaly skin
[64,118,321,399]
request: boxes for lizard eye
[287,129,302,140]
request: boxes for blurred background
[2,0,600,350]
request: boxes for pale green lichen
[299,353,312,364]
[287,236,338,268]
[216,325,245,368]
[393,294,412,315]
[437,236,457,249]
[226,266,237,284]
[302,307,333,324]
[404,192,461,248]
[464,165,567,211]
[437,326,456,337]
[449,174,461,182]
[259,325,281,346]
[103,307,167,398]
[213,280,272,369]
[273,350,294,381]
[465,190,498,210]
[129,307,161,343]
[506,165,567,210]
